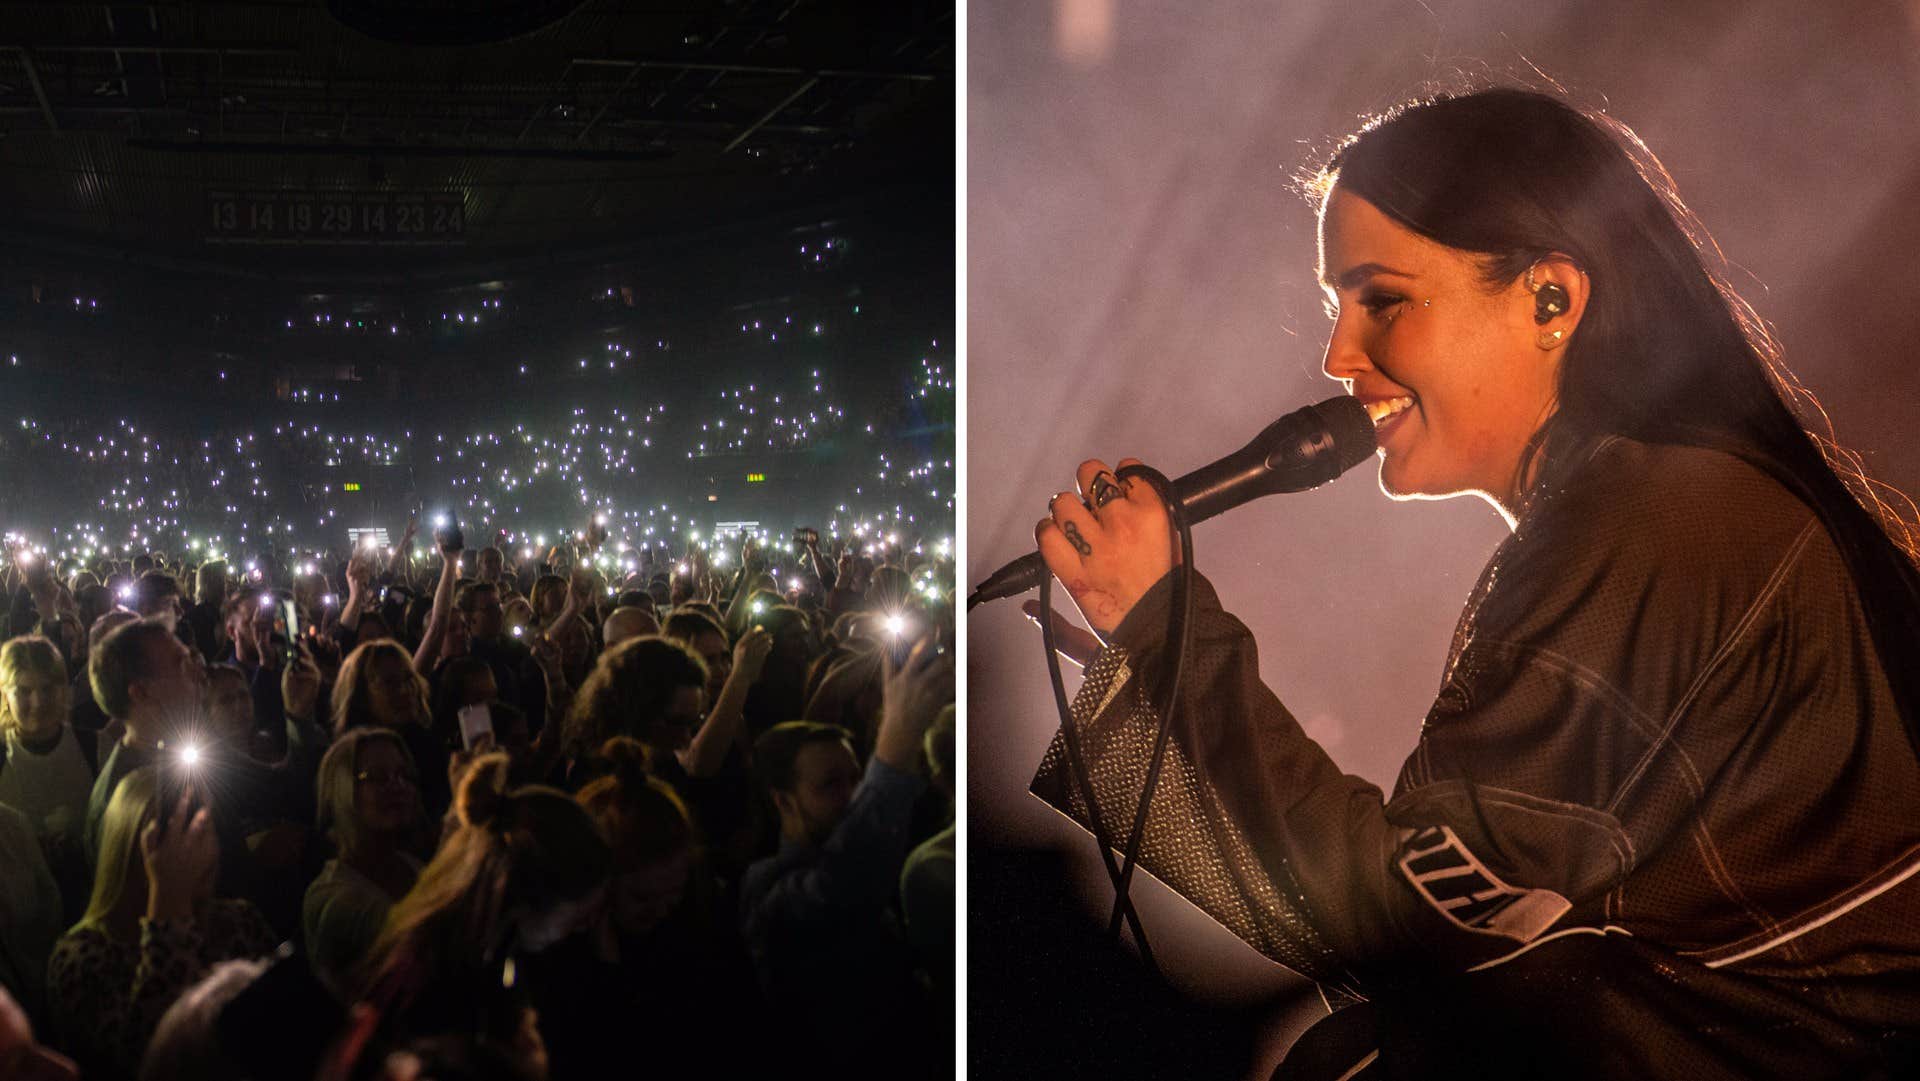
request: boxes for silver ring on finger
[1089,472,1125,509]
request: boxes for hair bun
[597,736,652,788]
[455,752,515,829]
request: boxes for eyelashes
[1323,292,1407,323]
[1360,291,1406,321]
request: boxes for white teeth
[1364,396,1416,426]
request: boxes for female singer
[1032,88,1920,1079]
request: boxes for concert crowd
[0,487,956,1078]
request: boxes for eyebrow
[1320,262,1418,290]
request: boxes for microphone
[968,395,1377,608]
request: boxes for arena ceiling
[0,0,954,282]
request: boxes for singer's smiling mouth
[1363,395,1417,426]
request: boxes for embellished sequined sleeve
[1032,572,1402,997]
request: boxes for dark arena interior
[0,4,954,1080]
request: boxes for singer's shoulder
[1524,437,1816,566]
[1579,437,1798,504]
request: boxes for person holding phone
[82,622,207,868]
[46,766,277,1080]
[412,516,466,676]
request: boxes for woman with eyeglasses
[330,640,451,820]
[303,728,423,997]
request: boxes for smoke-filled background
[966,1,1920,1076]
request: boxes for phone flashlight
[323,593,337,607]
[884,613,907,636]
[511,625,524,638]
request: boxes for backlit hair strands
[1305,83,1920,755]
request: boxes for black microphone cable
[1017,397,1376,975]
[1038,462,1196,977]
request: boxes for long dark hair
[1310,86,1920,752]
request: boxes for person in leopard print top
[44,763,277,1081]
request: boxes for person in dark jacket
[1031,88,1920,1080]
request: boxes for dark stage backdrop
[966,1,1920,1076]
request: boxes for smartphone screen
[280,598,300,666]
[457,703,494,750]
[156,742,203,831]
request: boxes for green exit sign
[746,473,766,483]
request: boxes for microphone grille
[1312,395,1379,473]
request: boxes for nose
[1320,311,1373,389]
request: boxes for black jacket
[1034,437,1920,1079]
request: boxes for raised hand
[528,631,564,683]
[732,624,775,683]
[874,638,955,773]
[305,629,343,678]
[142,784,218,922]
[281,639,323,720]
[345,552,372,595]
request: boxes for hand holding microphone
[975,396,1378,619]
[1035,457,1178,635]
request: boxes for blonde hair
[77,765,164,936]
[315,728,421,859]
[0,636,69,736]
[330,640,431,736]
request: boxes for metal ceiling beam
[14,49,60,132]
[576,61,640,143]
[1,43,296,57]
[571,57,938,82]
[0,104,837,141]
[125,137,675,162]
[516,59,571,144]
[723,75,816,154]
